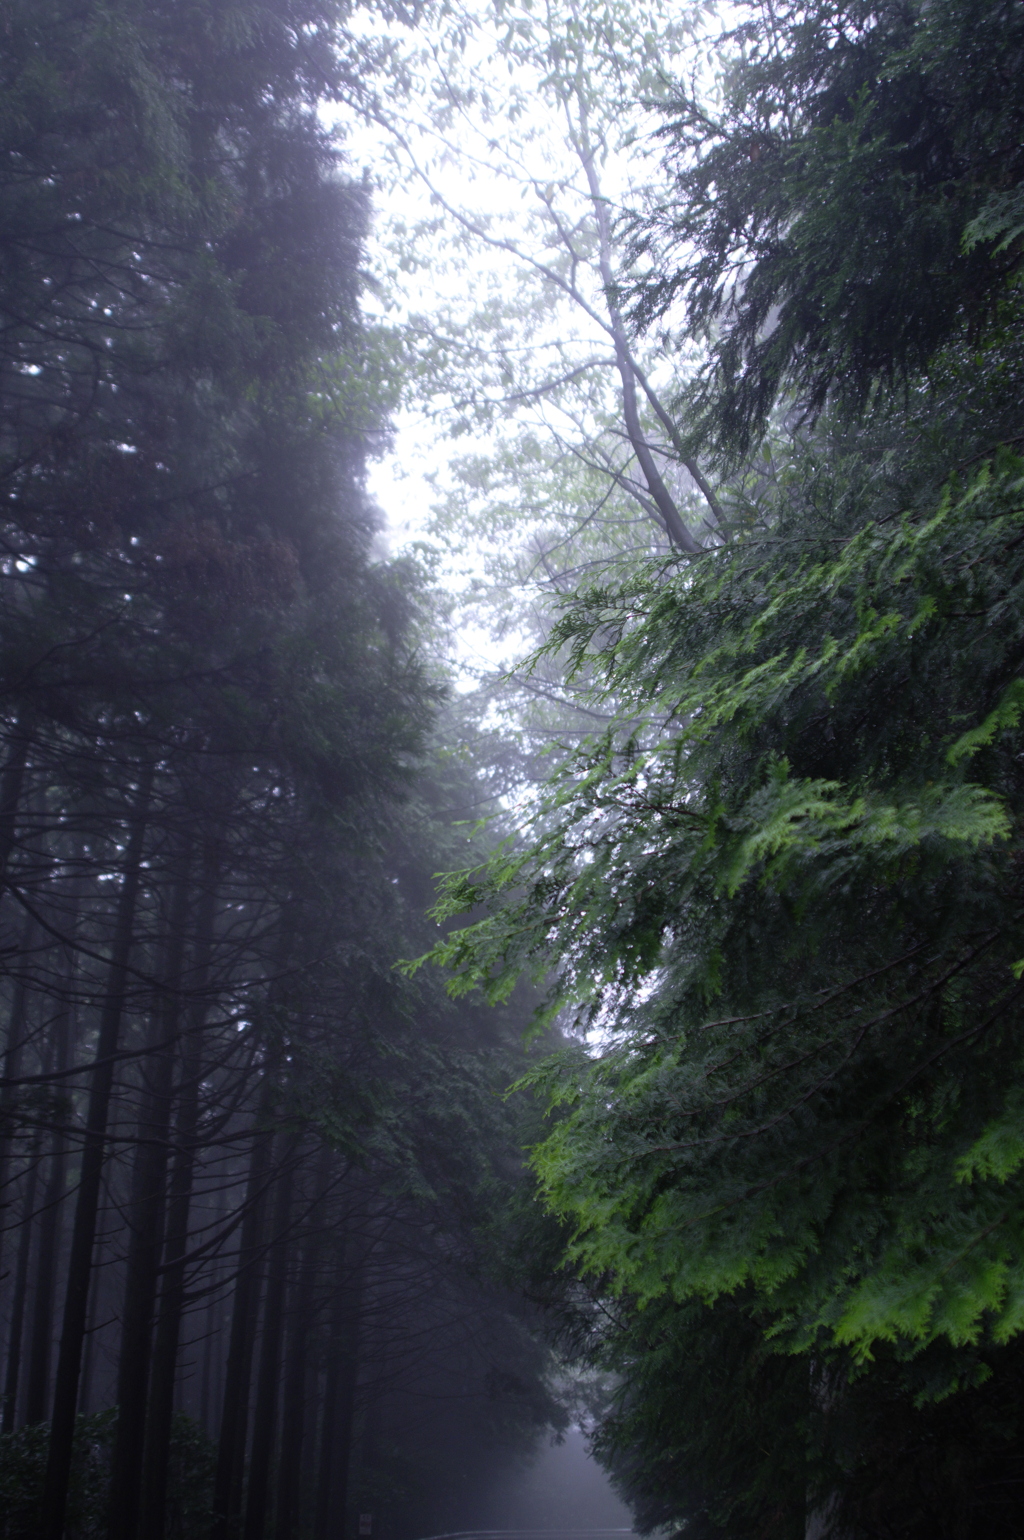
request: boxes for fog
[472,1428,635,1535]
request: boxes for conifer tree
[423,0,1024,1531]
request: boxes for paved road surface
[414,1529,636,1540]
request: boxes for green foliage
[588,1290,1024,1540]
[0,1412,115,1540]
[591,1295,809,1540]
[628,0,1024,461]
[163,1415,216,1540]
[402,0,1024,1530]
[430,443,1024,1360]
[0,1411,213,1540]
[416,428,1024,1534]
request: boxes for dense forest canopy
[0,4,565,1539]
[406,0,1024,1533]
[1,0,1023,1538]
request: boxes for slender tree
[42,760,154,1540]
[107,844,193,1540]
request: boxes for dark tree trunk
[1,1135,41,1431]
[141,851,219,1539]
[203,1271,224,1434]
[0,912,40,1294]
[108,848,193,1540]
[209,1101,281,1540]
[199,1261,221,1435]
[314,1239,364,1540]
[0,723,29,882]
[243,1137,300,1540]
[274,1147,332,1540]
[210,911,293,1540]
[23,1126,66,1425]
[77,1263,101,1417]
[24,922,78,1427]
[41,761,154,1540]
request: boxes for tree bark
[210,909,294,1540]
[77,1261,101,1417]
[24,911,79,1426]
[314,1238,363,1540]
[209,1130,276,1540]
[274,1147,332,1540]
[0,1134,41,1431]
[108,845,193,1540]
[141,847,219,1539]
[41,760,154,1540]
[210,1020,288,1540]
[575,117,712,552]
[243,1137,300,1540]
[0,722,30,884]
[0,912,41,1298]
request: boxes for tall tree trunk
[1,1133,41,1431]
[41,761,154,1540]
[141,849,219,1539]
[0,714,34,1319]
[24,913,79,1427]
[243,1137,300,1540]
[199,1257,222,1435]
[77,1261,101,1417]
[0,721,30,884]
[203,1272,224,1433]
[210,910,293,1540]
[108,846,193,1540]
[274,1147,332,1540]
[0,912,40,1298]
[314,1239,364,1540]
[209,1130,276,1540]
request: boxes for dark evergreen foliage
[628,0,1024,462]
[424,0,1024,1533]
[0,4,564,1539]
